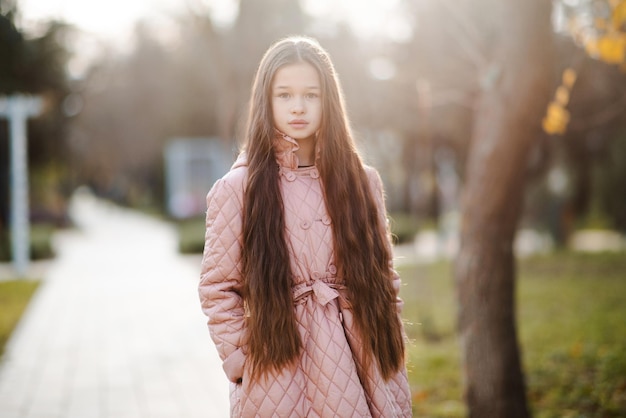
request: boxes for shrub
[0,223,55,262]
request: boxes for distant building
[164,138,232,219]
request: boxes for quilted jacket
[199,133,412,417]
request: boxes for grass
[0,280,40,357]
[518,253,626,418]
[175,216,206,254]
[389,212,424,244]
[399,251,626,417]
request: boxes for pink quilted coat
[199,133,412,417]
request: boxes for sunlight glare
[20,0,411,42]
[302,0,412,41]
[19,0,180,42]
[369,57,396,80]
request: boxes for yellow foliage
[597,33,626,63]
[555,86,570,106]
[595,17,608,30]
[542,67,576,136]
[562,68,577,88]
[571,1,626,65]
[612,0,626,29]
[584,37,601,58]
[542,102,570,135]
[542,117,565,135]
[548,102,570,123]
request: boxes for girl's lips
[289,120,308,128]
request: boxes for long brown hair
[242,36,404,381]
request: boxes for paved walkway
[0,191,230,418]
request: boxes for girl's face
[271,62,322,142]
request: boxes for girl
[199,36,411,417]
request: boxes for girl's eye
[278,93,290,99]
[306,93,318,99]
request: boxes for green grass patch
[175,216,206,254]
[518,252,626,418]
[389,212,422,244]
[399,251,626,417]
[0,280,40,357]
[400,261,466,417]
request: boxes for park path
[0,190,230,418]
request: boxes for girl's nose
[291,97,305,114]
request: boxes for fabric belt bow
[293,280,348,307]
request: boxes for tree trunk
[455,1,553,417]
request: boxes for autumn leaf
[412,389,429,402]
[555,86,570,106]
[611,0,626,30]
[595,17,608,30]
[597,33,626,63]
[548,102,570,124]
[542,118,565,135]
[542,102,570,135]
[562,68,577,88]
[584,37,601,58]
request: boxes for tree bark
[455,1,554,417]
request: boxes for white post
[0,95,43,277]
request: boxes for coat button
[300,220,311,229]
[286,172,296,181]
[310,169,320,179]
[322,215,331,225]
[328,264,337,275]
[312,271,321,280]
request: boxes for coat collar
[273,130,300,170]
[273,130,320,170]
[230,130,319,171]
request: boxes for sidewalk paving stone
[0,192,229,418]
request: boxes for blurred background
[1,0,625,417]
[2,0,626,255]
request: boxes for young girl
[199,36,411,417]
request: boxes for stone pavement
[0,191,230,418]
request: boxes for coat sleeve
[198,177,247,383]
[366,167,404,314]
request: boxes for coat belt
[292,280,349,308]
